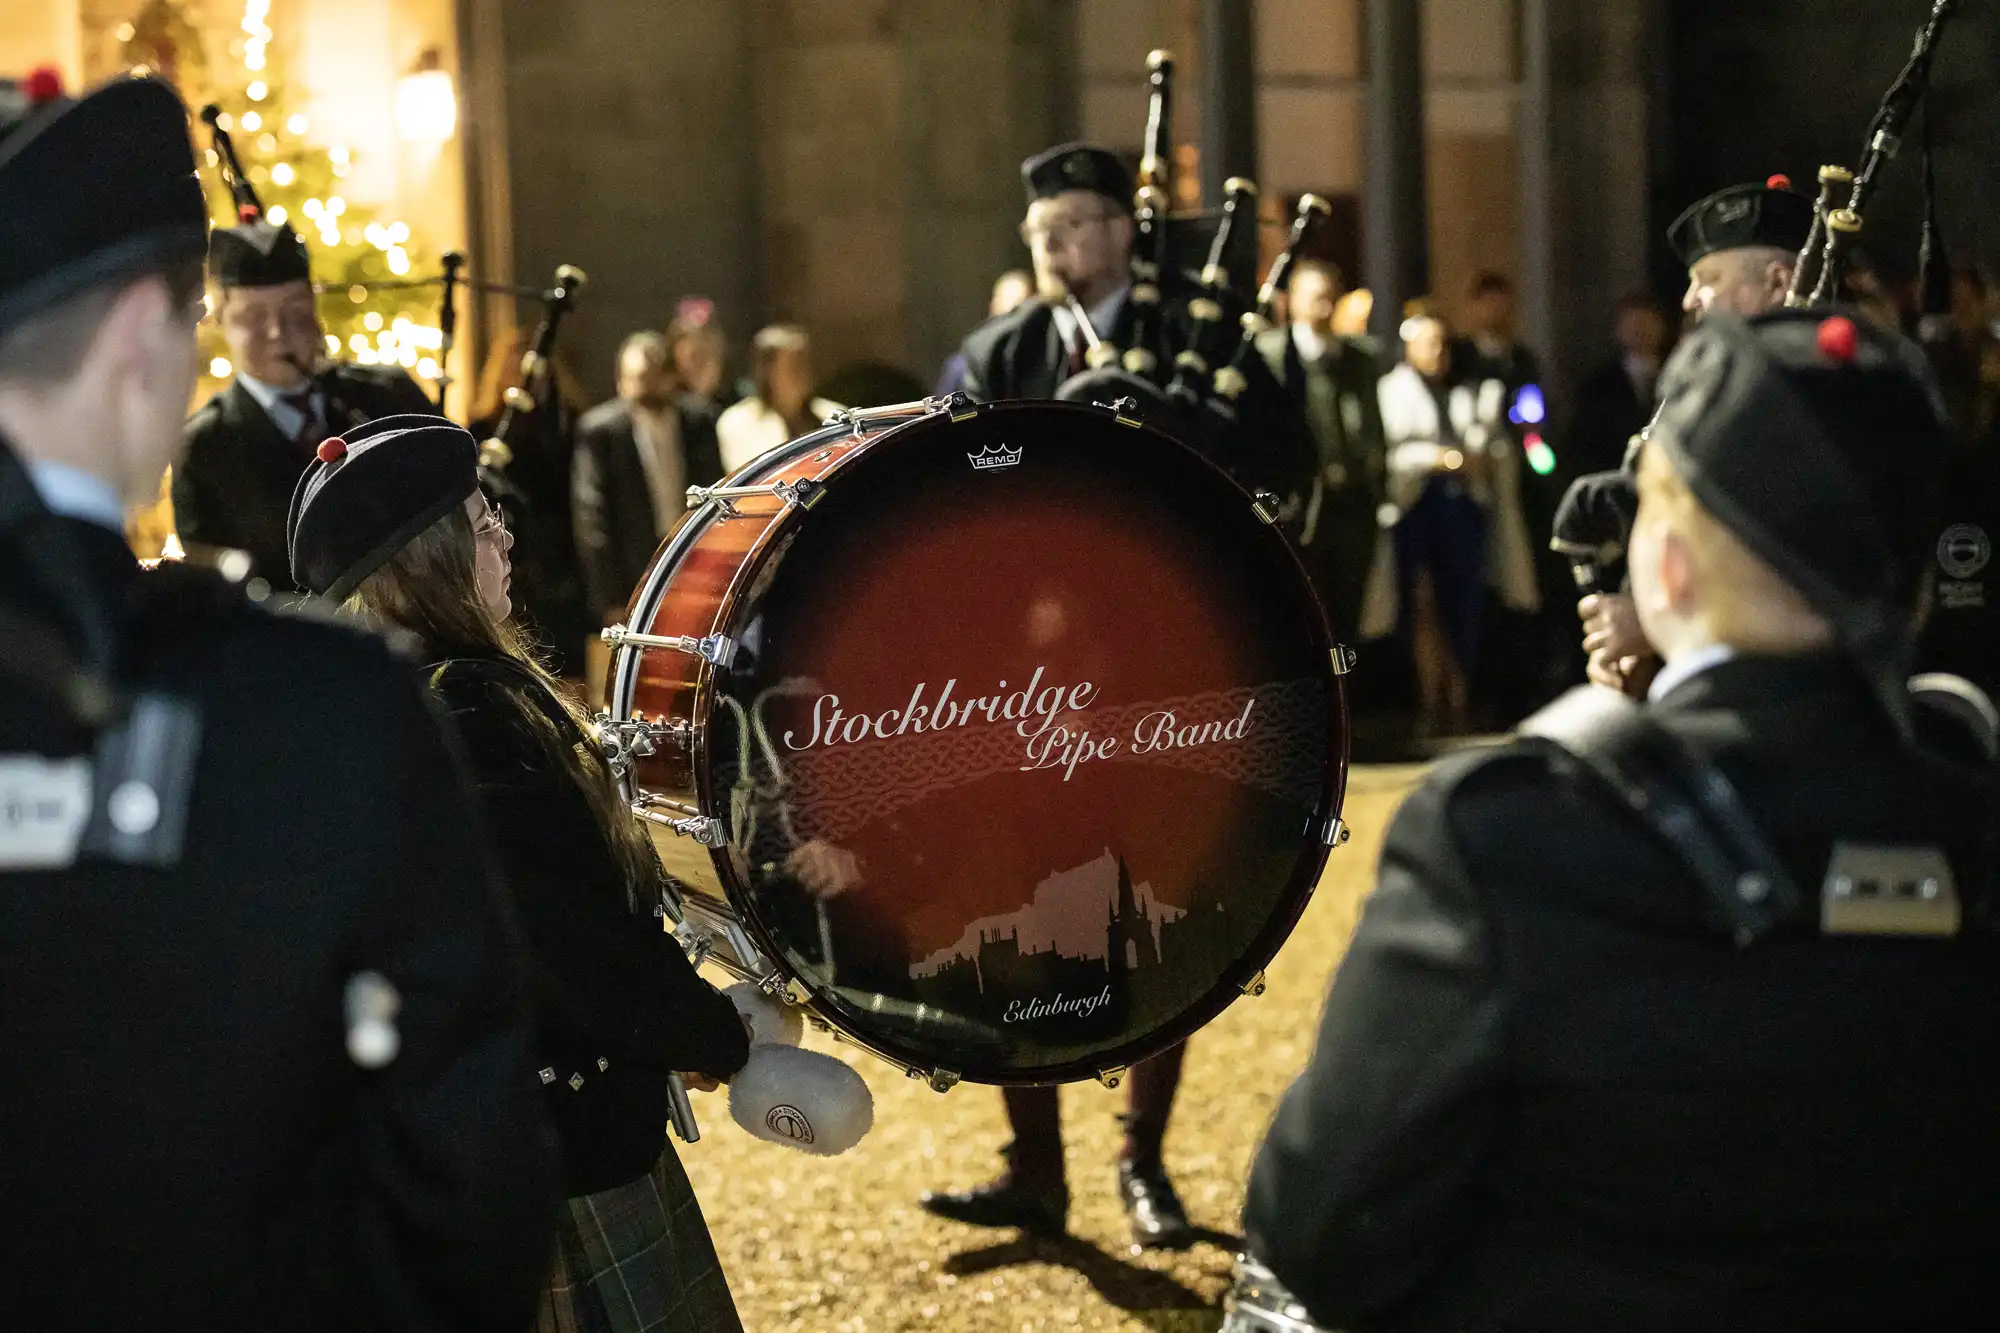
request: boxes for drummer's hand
[785,840,861,900]
[679,1073,722,1094]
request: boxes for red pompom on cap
[316,437,348,464]
[1816,315,1860,365]
[23,65,64,106]
[1766,173,1793,191]
[238,203,260,223]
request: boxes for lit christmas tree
[121,0,447,400]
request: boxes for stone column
[1363,0,1428,342]
[1199,0,1258,207]
[1527,0,1655,406]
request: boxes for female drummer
[286,414,751,1332]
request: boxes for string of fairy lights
[194,0,446,389]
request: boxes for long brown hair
[344,504,658,903]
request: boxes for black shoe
[920,1175,1068,1235]
[1118,1160,1195,1249]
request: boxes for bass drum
[604,399,1350,1088]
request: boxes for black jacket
[1566,357,1654,480]
[959,296,1143,404]
[571,396,723,619]
[425,655,748,1194]
[174,364,440,589]
[959,294,1316,500]
[1245,656,2000,1332]
[0,453,558,1331]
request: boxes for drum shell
[613,423,872,911]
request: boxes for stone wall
[752,0,1073,385]
[473,0,1071,401]
[469,0,761,399]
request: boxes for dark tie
[284,391,324,449]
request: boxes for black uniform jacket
[427,656,748,1194]
[174,364,439,588]
[959,294,1316,501]
[1565,357,1653,479]
[0,486,558,1330]
[1246,655,2000,1333]
[959,295,1143,404]
[571,395,723,619]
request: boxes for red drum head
[703,402,1347,1083]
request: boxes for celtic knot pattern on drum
[766,679,1327,843]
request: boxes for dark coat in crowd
[1566,357,1655,479]
[1451,336,1541,399]
[1257,327,1390,635]
[1246,655,2000,1333]
[471,398,592,677]
[425,654,748,1195]
[571,396,723,619]
[0,473,560,1330]
[174,364,440,588]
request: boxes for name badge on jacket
[0,756,92,870]
[0,694,202,873]
[1821,843,1961,937]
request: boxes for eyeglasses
[473,502,508,540]
[1019,210,1115,248]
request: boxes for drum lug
[676,925,717,967]
[1096,1066,1129,1090]
[601,624,737,667]
[1238,970,1268,997]
[673,816,727,847]
[1331,644,1358,675]
[759,973,807,1006]
[594,714,690,776]
[684,480,826,514]
[772,478,826,509]
[1323,817,1351,849]
[1091,395,1143,428]
[925,1067,961,1094]
[1252,490,1283,525]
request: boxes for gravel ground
[679,766,1424,1333]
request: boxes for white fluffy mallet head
[728,1044,874,1156]
[725,981,805,1048]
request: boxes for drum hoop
[617,399,1352,1084]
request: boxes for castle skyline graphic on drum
[909,850,1193,994]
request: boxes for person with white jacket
[1363,308,1540,735]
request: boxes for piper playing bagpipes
[173,104,439,589]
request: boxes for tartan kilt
[535,1145,743,1333]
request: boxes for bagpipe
[1551,0,1962,599]
[1050,50,1330,499]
